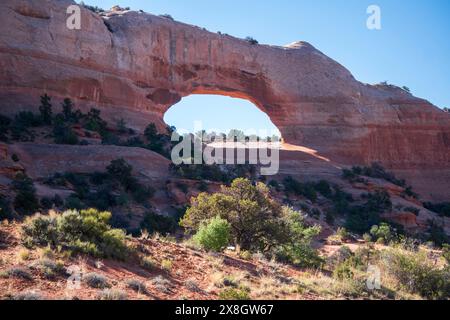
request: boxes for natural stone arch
[0,0,449,173]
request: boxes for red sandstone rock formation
[0,0,449,199]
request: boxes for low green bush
[22,209,130,260]
[193,216,231,252]
[383,248,450,299]
[12,172,40,215]
[219,287,251,300]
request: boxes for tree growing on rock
[39,94,53,125]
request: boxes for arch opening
[163,94,282,141]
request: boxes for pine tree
[61,98,74,121]
[39,94,53,125]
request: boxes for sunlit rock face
[0,0,449,199]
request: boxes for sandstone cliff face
[0,0,449,199]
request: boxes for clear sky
[83,0,450,133]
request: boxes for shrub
[9,291,44,300]
[140,211,178,235]
[245,37,259,45]
[98,289,127,300]
[370,223,396,243]
[84,272,110,289]
[21,209,129,260]
[161,259,173,272]
[152,276,172,293]
[14,111,42,127]
[219,287,251,300]
[193,216,231,252]
[443,244,450,264]
[0,114,11,141]
[337,227,351,241]
[424,202,450,218]
[36,259,66,279]
[383,248,450,299]
[314,180,333,198]
[126,279,147,294]
[333,261,354,280]
[0,195,13,220]
[272,207,322,268]
[185,279,201,292]
[181,178,289,252]
[53,117,79,145]
[84,108,107,133]
[283,176,317,202]
[343,163,406,187]
[160,14,174,21]
[140,256,158,271]
[106,158,138,191]
[12,172,40,215]
[1,267,33,280]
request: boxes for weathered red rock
[0,0,449,200]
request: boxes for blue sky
[84,0,450,133]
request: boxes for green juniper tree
[39,94,53,125]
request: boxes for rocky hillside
[0,218,448,300]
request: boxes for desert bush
[333,261,354,280]
[1,267,33,280]
[283,176,317,202]
[126,278,148,294]
[182,180,321,265]
[22,209,129,260]
[182,178,288,251]
[239,250,253,261]
[107,158,133,187]
[185,279,201,292]
[343,163,406,187]
[140,211,177,236]
[52,117,79,145]
[219,287,251,300]
[36,259,66,279]
[98,289,127,300]
[383,248,450,299]
[180,179,284,251]
[0,195,13,220]
[84,272,110,289]
[314,180,333,198]
[193,216,231,252]
[337,227,351,241]
[152,276,172,293]
[12,172,39,215]
[10,291,44,300]
[160,14,174,20]
[161,259,173,272]
[370,223,396,244]
[84,108,107,133]
[140,256,158,271]
[424,202,450,218]
[245,37,259,45]
[272,207,322,268]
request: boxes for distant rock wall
[0,0,449,199]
